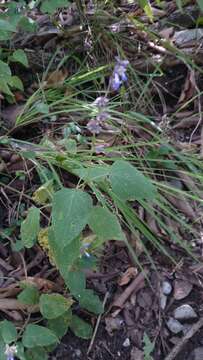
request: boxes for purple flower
[95,143,109,154]
[110,57,129,91]
[96,111,109,122]
[87,119,102,134]
[93,96,109,108]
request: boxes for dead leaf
[174,280,193,300]
[178,70,196,104]
[1,104,24,129]
[118,267,138,286]
[44,69,68,88]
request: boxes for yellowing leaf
[32,180,54,205]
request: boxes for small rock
[75,349,82,357]
[130,347,144,360]
[174,304,197,320]
[105,316,124,335]
[188,347,203,360]
[162,281,172,295]
[167,317,183,334]
[160,293,167,310]
[174,280,193,300]
[123,338,130,347]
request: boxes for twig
[164,317,203,360]
[87,292,109,355]
[112,270,148,309]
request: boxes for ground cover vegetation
[0,0,203,359]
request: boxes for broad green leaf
[75,166,110,182]
[40,0,70,14]
[25,347,48,360]
[0,338,6,360]
[48,228,80,273]
[64,271,86,296]
[0,19,16,32]
[35,102,49,114]
[0,60,11,80]
[109,160,157,201]
[78,289,103,315]
[1,320,17,344]
[70,315,92,339]
[88,206,125,241]
[9,75,24,91]
[0,79,13,96]
[22,324,58,348]
[197,0,203,12]
[21,207,40,248]
[10,49,28,67]
[18,16,37,32]
[52,188,92,247]
[47,309,72,338]
[18,286,39,305]
[39,294,73,319]
[0,31,12,41]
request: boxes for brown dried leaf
[178,70,196,104]
[118,267,138,286]
[44,69,68,88]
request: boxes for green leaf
[0,31,12,41]
[18,286,39,305]
[143,332,154,360]
[48,228,80,274]
[21,207,40,248]
[40,0,70,14]
[0,79,13,96]
[11,49,29,67]
[32,180,54,205]
[0,60,11,80]
[9,75,24,91]
[35,102,49,114]
[88,206,125,241]
[18,16,37,33]
[39,294,73,319]
[64,271,86,296]
[109,160,157,201]
[197,0,203,11]
[0,337,6,360]
[52,188,92,247]
[1,320,17,344]
[25,347,48,360]
[22,324,58,348]
[78,289,103,315]
[47,309,72,338]
[75,166,110,182]
[70,315,92,339]
[139,0,153,21]
[0,19,16,32]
